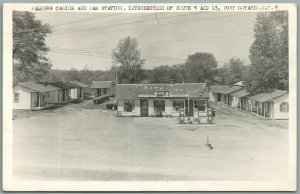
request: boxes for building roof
[16,82,60,92]
[116,83,210,99]
[210,85,242,94]
[40,81,76,89]
[68,80,89,88]
[90,81,113,89]
[249,90,288,102]
[230,89,250,98]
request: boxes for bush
[106,102,117,109]
[93,95,109,104]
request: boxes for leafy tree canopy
[112,36,145,83]
[248,11,288,94]
[184,52,218,83]
[13,11,52,82]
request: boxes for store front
[116,83,210,117]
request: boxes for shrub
[106,102,117,109]
[93,95,109,104]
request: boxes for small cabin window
[103,88,108,95]
[124,100,135,112]
[14,93,19,103]
[280,102,289,112]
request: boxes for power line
[47,12,204,40]
[47,12,252,41]
[52,13,119,27]
[48,32,252,51]
[49,46,233,62]
[49,49,230,64]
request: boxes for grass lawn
[13,101,289,181]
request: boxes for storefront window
[124,100,135,112]
[154,100,165,111]
[194,100,207,111]
[173,100,184,111]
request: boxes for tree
[218,64,230,85]
[112,36,145,83]
[80,64,93,84]
[219,57,247,85]
[13,11,52,82]
[248,11,288,94]
[172,64,186,83]
[184,52,218,83]
[66,67,80,81]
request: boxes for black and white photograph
[3,3,297,191]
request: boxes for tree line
[13,11,288,95]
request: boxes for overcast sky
[35,12,257,71]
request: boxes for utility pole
[115,66,118,84]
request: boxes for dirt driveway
[13,101,289,181]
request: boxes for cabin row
[209,85,289,120]
[13,80,115,110]
[14,80,289,120]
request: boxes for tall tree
[13,11,52,82]
[112,36,145,83]
[66,67,80,81]
[80,64,93,84]
[184,52,218,83]
[248,11,288,94]
[218,64,230,85]
[220,57,247,85]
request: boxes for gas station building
[115,83,212,123]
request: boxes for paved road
[12,100,289,181]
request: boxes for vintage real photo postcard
[2,3,297,191]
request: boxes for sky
[35,12,257,71]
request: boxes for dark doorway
[217,93,221,101]
[185,100,193,116]
[97,89,101,97]
[154,100,165,117]
[62,90,66,101]
[140,99,148,117]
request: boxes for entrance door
[97,89,101,97]
[154,100,165,117]
[62,90,66,101]
[140,99,148,117]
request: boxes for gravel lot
[13,100,289,181]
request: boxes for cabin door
[217,93,222,101]
[140,99,148,117]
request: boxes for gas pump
[193,108,199,124]
[179,108,185,124]
[207,107,213,124]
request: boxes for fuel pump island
[179,106,216,125]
